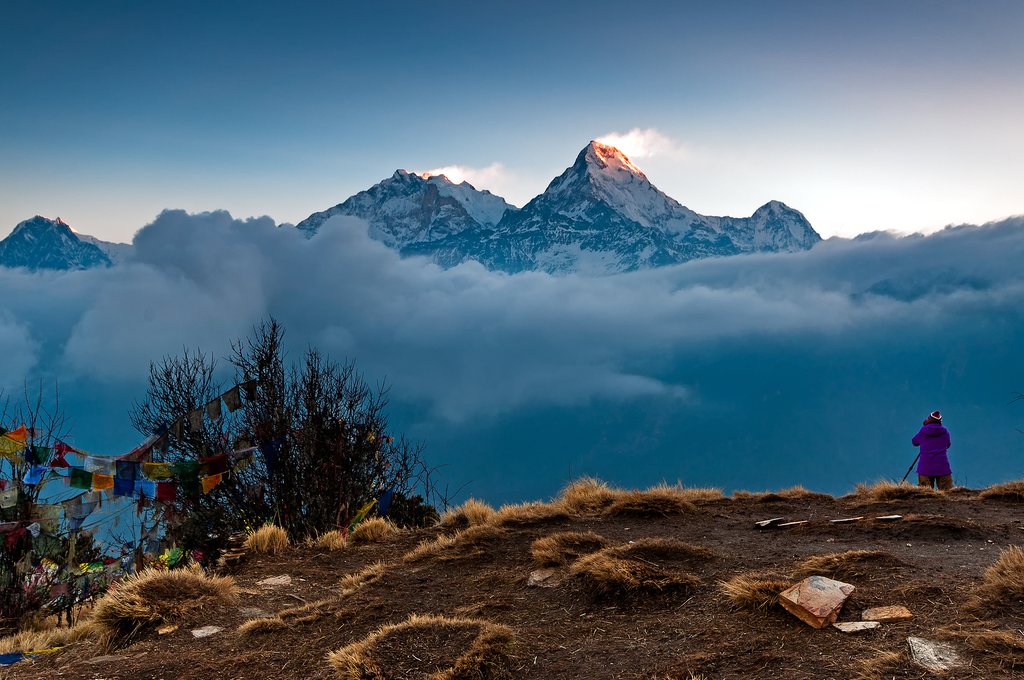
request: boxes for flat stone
[191,625,223,638]
[875,515,903,521]
[257,574,292,587]
[755,517,785,528]
[156,623,179,635]
[779,576,855,629]
[833,621,880,633]
[527,568,563,588]
[238,607,271,618]
[862,605,913,622]
[830,517,864,524]
[777,521,808,528]
[908,636,962,672]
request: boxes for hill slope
[12,482,1024,679]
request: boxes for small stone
[191,625,223,638]
[257,574,292,587]
[862,605,913,622]
[833,621,880,633]
[157,623,179,635]
[779,576,855,629]
[908,636,962,672]
[777,521,808,528]
[527,568,562,588]
[755,517,785,528]
[830,517,864,524]
[876,515,903,521]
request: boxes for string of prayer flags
[201,473,222,495]
[222,385,242,412]
[206,396,222,421]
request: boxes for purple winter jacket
[912,423,952,476]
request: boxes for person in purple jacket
[912,410,953,490]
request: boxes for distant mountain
[300,141,821,274]
[0,216,113,271]
[75,232,134,264]
[296,170,516,247]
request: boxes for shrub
[244,524,290,555]
[314,529,347,551]
[349,518,399,545]
[556,477,619,516]
[440,498,496,528]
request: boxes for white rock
[257,574,292,587]
[833,621,880,633]
[191,625,223,638]
[907,636,962,672]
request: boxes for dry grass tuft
[570,538,713,596]
[0,621,98,654]
[980,480,1024,502]
[490,501,570,527]
[556,477,620,516]
[90,565,237,648]
[403,525,506,563]
[328,613,514,680]
[603,485,697,518]
[972,545,1024,615]
[959,629,1024,668]
[349,517,400,545]
[531,531,610,568]
[852,650,908,680]
[733,486,833,502]
[718,573,792,610]
[313,529,347,551]
[850,480,937,502]
[339,560,387,593]
[440,498,497,528]
[244,524,290,555]
[238,615,288,637]
[793,550,906,580]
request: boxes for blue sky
[2,0,1023,242]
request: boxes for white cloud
[420,162,507,190]
[596,128,682,160]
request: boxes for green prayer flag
[69,468,93,490]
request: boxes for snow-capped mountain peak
[0,216,113,271]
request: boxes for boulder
[779,576,855,628]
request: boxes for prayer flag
[206,397,222,421]
[378,487,395,517]
[171,419,183,440]
[26,445,51,465]
[70,468,93,489]
[142,462,173,480]
[156,480,177,503]
[92,474,114,491]
[261,439,282,474]
[187,407,204,432]
[35,505,60,533]
[115,460,139,480]
[85,456,114,476]
[0,652,25,666]
[201,473,222,495]
[113,477,134,497]
[222,385,242,412]
[0,435,25,457]
[0,488,17,509]
[23,465,46,486]
[240,378,258,400]
[348,499,377,531]
[200,453,228,476]
[135,480,157,498]
[6,425,28,442]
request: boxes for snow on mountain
[75,232,134,264]
[295,170,516,247]
[0,216,112,271]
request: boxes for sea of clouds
[2,211,1023,502]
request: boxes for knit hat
[928,410,942,422]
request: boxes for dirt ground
[5,487,1024,679]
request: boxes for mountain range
[0,142,820,274]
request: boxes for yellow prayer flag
[142,462,172,480]
[201,473,223,495]
[92,474,114,491]
[0,435,26,456]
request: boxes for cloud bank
[2,211,1023,501]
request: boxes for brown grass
[555,477,620,516]
[90,566,237,648]
[238,615,288,637]
[718,573,792,610]
[313,529,347,551]
[960,629,1024,668]
[403,525,506,563]
[980,480,1024,502]
[339,560,387,593]
[732,485,833,502]
[328,613,515,680]
[602,485,697,518]
[0,622,98,654]
[570,538,713,596]
[244,524,290,555]
[349,517,400,545]
[972,545,1024,615]
[440,497,497,528]
[793,550,906,580]
[852,651,908,680]
[489,501,570,527]
[530,531,610,568]
[849,480,937,502]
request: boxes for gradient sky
[2,0,1022,242]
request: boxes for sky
[1,210,1023,503]
[2,1,1023,242]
